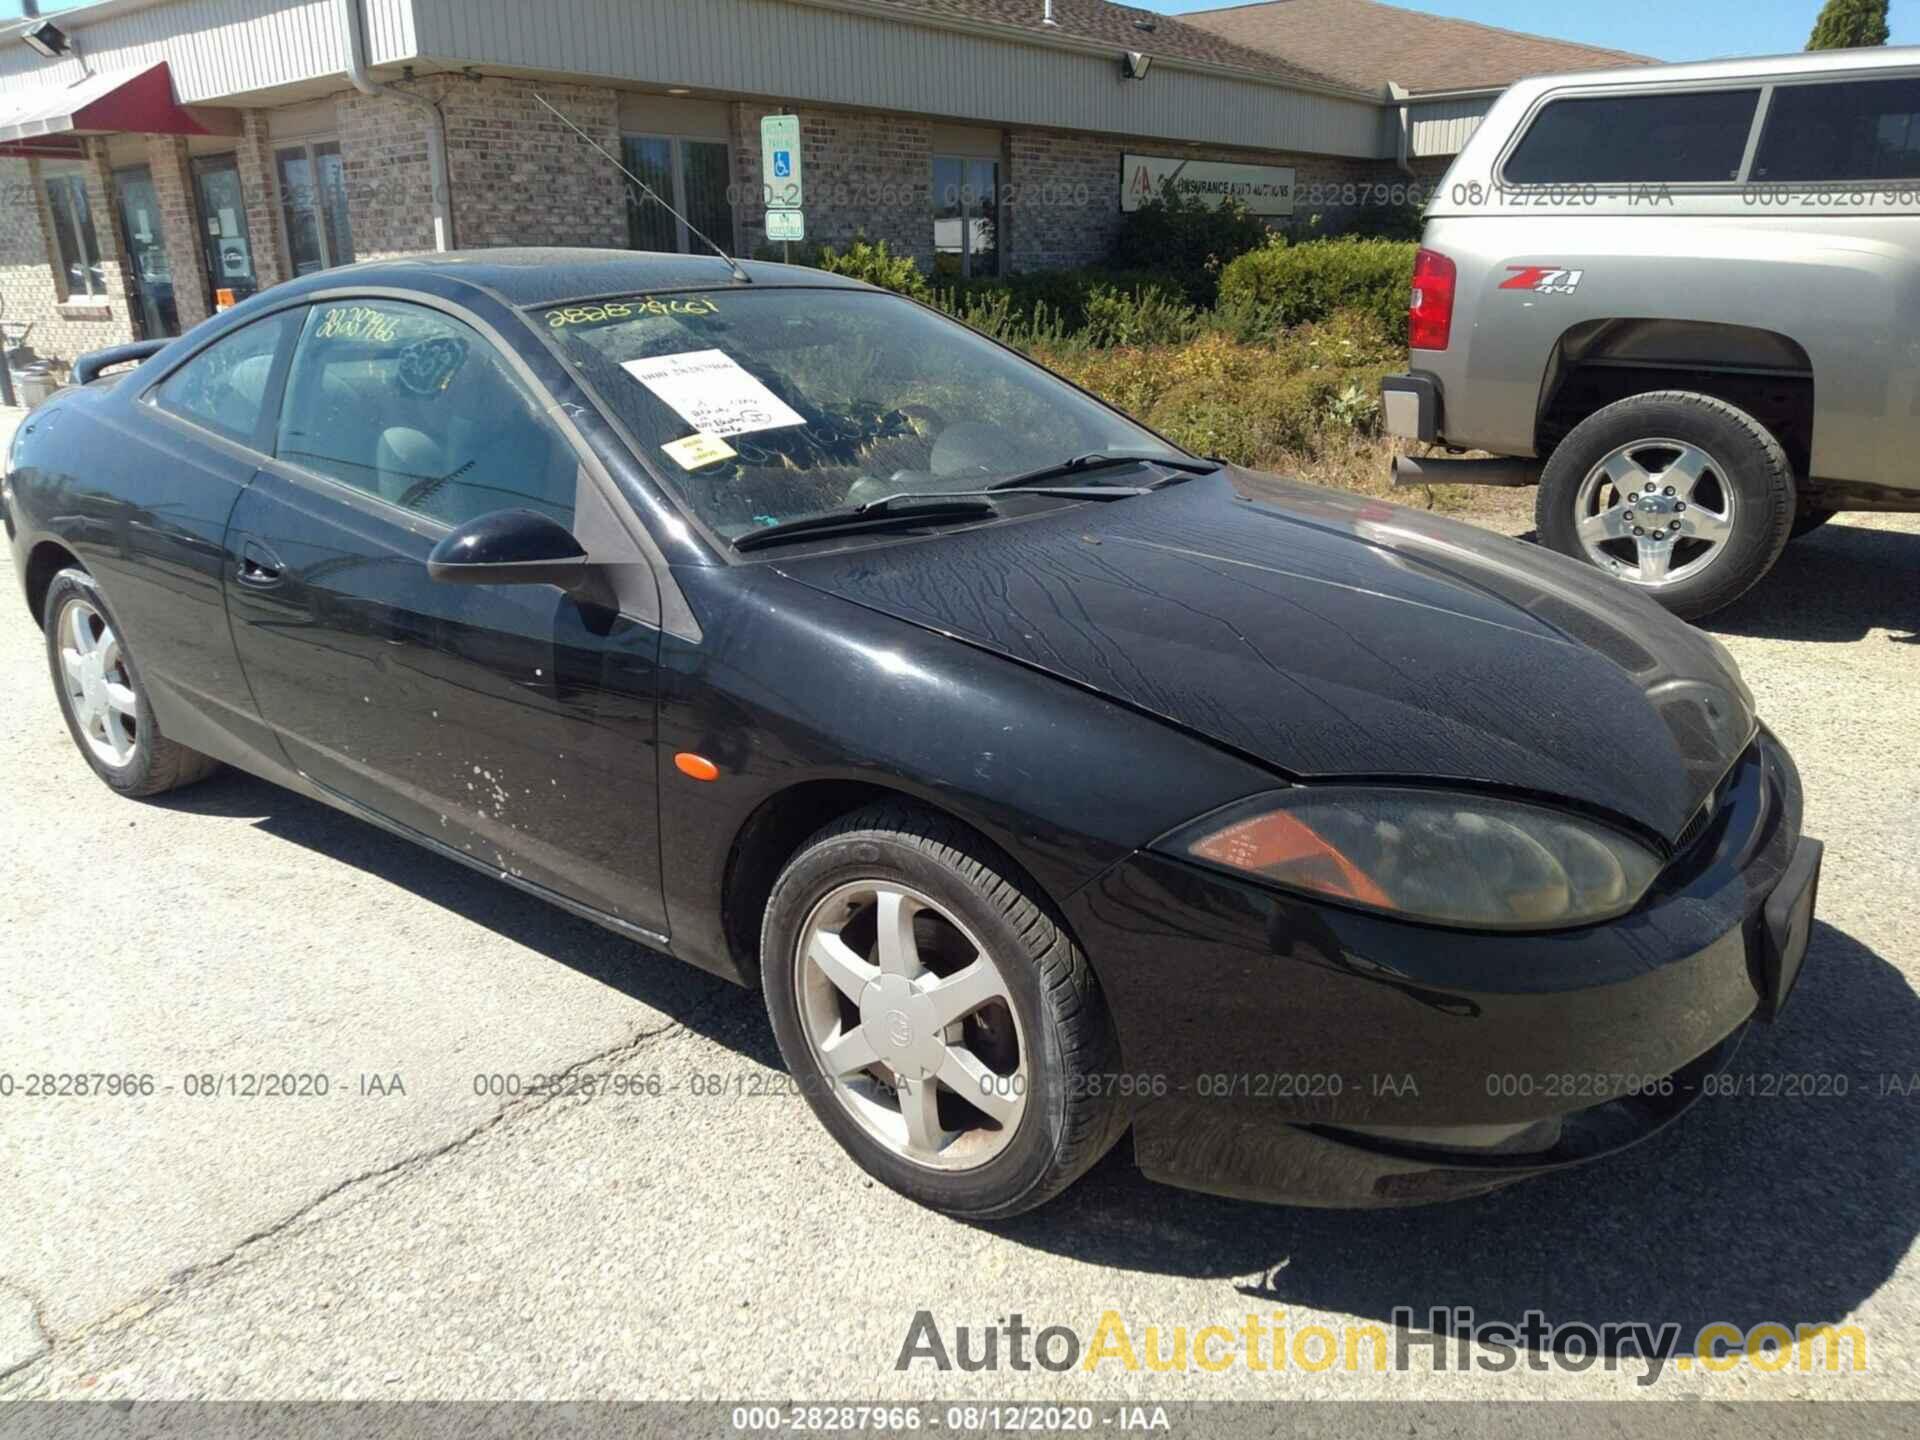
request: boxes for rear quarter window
[1753,76,1920,183]
[1504,89,1761,185]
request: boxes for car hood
[771,471,1756,843]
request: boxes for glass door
[192,154,258,310]
[622,135,733,255]
[275,139,355,277]
[113,165,179,339]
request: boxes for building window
[44,170,106,301]
[933,156,1000,279]
[622,135,732,255]
[275,140,356,277]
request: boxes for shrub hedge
[1217,238,1418,343]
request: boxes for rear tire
[43,569,220,798]
[1536,391,1795,620]
[761,803,1126,1218]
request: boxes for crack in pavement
[19,993,748,1369]
[0,1277,55,1384]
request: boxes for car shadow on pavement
[1703,521,1920,644]
[989,919,1918,1352]
[145,769,760,1040]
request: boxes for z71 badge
[1500,266,1585,295]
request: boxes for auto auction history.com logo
[896,1308,1868,1386]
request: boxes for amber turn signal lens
[674,753,721,782]
[1188,809,1395,909]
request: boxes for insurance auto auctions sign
[1121,154,1295,217]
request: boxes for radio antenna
[534,92,753,284]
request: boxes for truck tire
[1536,391,1795,621]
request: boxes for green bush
[1218,238,1416,343]
[1109,181,1273,302]
[814,238,928,297]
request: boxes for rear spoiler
[73,339,169,386]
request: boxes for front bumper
[1065,727,1814,1207]
[1382,371,1441,443]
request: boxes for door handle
[238,540,285,588]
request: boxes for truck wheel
[1536,392,1795,620]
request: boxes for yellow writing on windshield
[548,297,720,329]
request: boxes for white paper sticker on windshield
[620,349,805,438]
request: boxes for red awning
[0,61,240,158]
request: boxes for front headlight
[1166,789,1663,931]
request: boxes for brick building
[0,0,1633,373]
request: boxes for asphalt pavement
[2,402,1916,1405]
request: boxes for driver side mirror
[427,508,592,592]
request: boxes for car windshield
[537,287,1185,543]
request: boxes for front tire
[1536,392,1795,620]
[761,803,1126,1218]
[43,569,219,798]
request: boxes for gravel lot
[3,401,1916,1405]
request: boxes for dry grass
[1250,433,1540,532]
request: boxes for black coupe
[4,250,1821,1215]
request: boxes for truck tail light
[1409,248,1456,351]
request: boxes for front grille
[1674,792,1716,856]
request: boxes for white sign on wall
[1121,154,1296,217]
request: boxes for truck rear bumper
[1382,372,1441,442]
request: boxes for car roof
[270,247,873,309]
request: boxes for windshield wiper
[731,484,1149,554]
[732,497,997,553]
[988,451,1219,491]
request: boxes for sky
[1157,1,1918,63]
[1,0,1915,62]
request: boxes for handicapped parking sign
[760,114,803,207]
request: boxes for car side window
[275,300,578,528]
[1754,77,1920,184]
[153,311,297,446]
[1504,89,1761,185]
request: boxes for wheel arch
[719,778,1076,989]
[23,540,84,629]
[1537,319,1815,479]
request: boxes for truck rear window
[1505,89,1760,185]
[1753,77,1920,183]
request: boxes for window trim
[932,152,1002,281]
[271,136,355,277]
[1495,78,1773,191]
[43,167,108,303]
[621,132,734,256]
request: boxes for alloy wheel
[58,597,140,769]
[1573,438,1737,589]
[795,880,1027,1170]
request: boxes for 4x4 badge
[1501,266,1584,295]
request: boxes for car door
[223,296,669,937]
[98,307,304,774]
